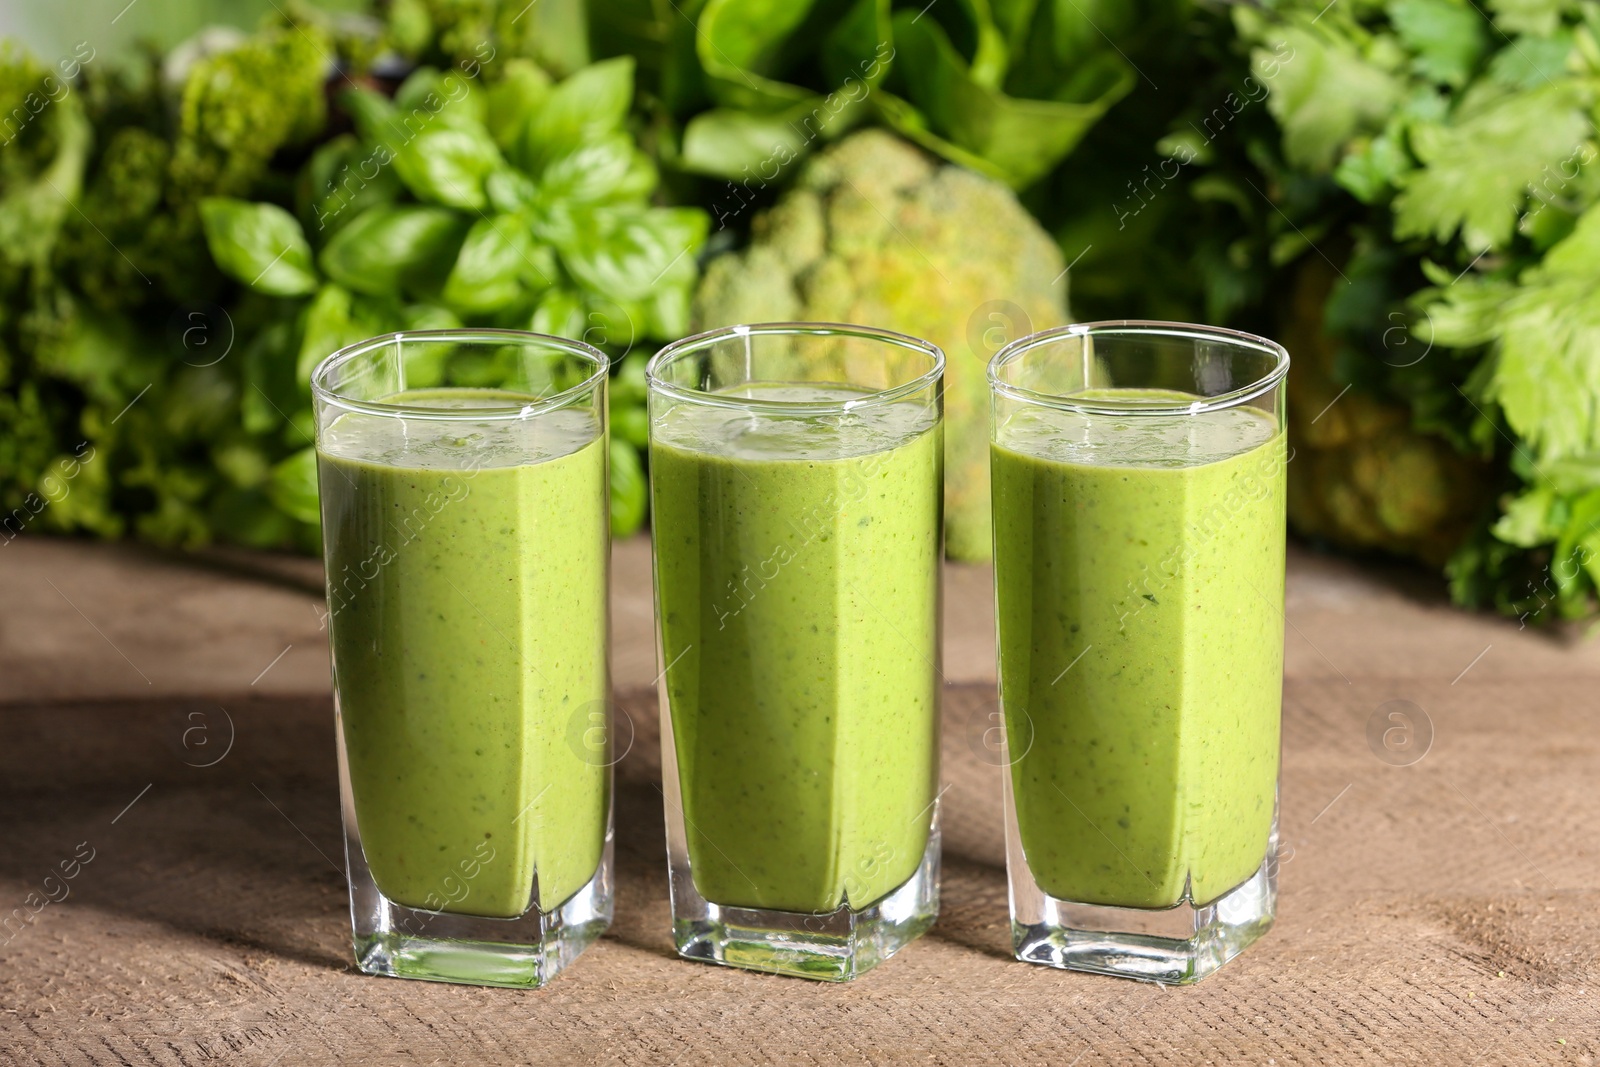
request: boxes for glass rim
[646,321,945,414]
[310,329,609,422]
[988,319,1291,417]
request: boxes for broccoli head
[692,129,1070,560]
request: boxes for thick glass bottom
[346,826,613,989]
[670,824,940,982]
[334,686,615,989]
[1008,828,1277,985]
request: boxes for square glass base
[670,825,940,982]
[1008,836,1277,985]
[346,831,613,989]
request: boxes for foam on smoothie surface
[320,389,598,467]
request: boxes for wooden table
[2,537,1595,1065]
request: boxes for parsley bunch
[1230,0,1600,622]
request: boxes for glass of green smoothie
[646,323,945,981]
[311,330,613,988]
[988,321,1290,984]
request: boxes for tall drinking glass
[988,321,1289,984]
[647,323,945,981]
[312,330,613,988]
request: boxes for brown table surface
[2,536,1596,1065]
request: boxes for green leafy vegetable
[199,198,320,296]
[520,56,634,171]
[887,7,1135,188]
[1423,204,1600,461]
[608,436,647,537]
[486,59,552,149]
[533,133,655,205]
[530,286,587,338]
[392,124,504,209]
[269,447,323,525]
[1223,0,1600,620]
[1393,82,1592,250]
[1389,0,1489,87]
[1,6,688,554]
[318,204,469,298]
[1249,17,1402,171]
[440,215,543,312]
[592,0,1135,187]
[297,284,392,382]
[181,34,705,544]
[557,208,708,301]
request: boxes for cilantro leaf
[1393,80,1591,250]
[1489,0,1567,37]
[1424,202,1600,461]
[1251,21,1403,171]
[1390,0,1490,87]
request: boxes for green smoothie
[650,384,942,914]
[991,391,1285,910]
[319,390,608,919]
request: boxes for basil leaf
[241,319,300,434]
[610,402,649,450]
[299,134,402,242]
[394,66,487,129]
[647,283,692,341]
[398,303,462,388]
[399,302,460,331]
[269,447,322,526]
[556,207,708,302]
[515,0,592,78]
[388,0,432,55]
[610,350,649,406]
[319,205,470,299]
[486,168,538,214]
[522,56,634,173]
[530,288,587,339]
[609,438,648,538]
[199,198,319,297]
[340,87,399,146]
[296,285,356,384]
[487,58,552,153]
[535,133,657,206]
[441,216,542,314]
[296,284,399,382]
[519,242,560,289]
[393,124,503,210]
[582,294,644,352]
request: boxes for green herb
[1223,1,1600,621]
[0,4,687,551]
[197,46,703,541]
[198,199,319,297]
[0,15,333,550]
